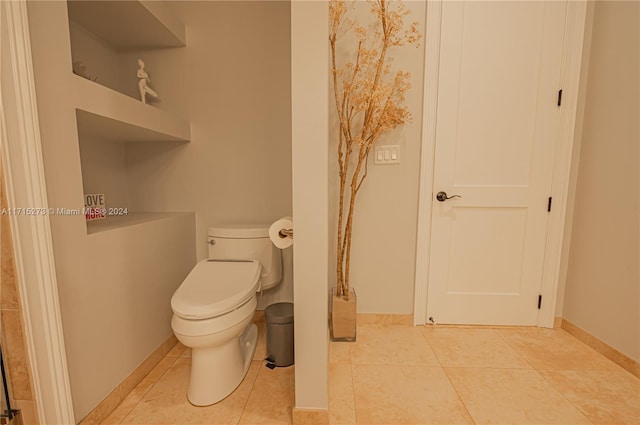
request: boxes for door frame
[413,0,591,327]
[1,2,75,423]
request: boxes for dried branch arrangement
[330,0,419,299]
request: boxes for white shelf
[86,212,193,235]
[67,0,186,51]
[72,75,190,143]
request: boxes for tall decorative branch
[330,0,419,299]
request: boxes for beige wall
[27,1,292,419]
[69,20,125,95]
[122,1,294,308]
[291,0,329,410]
[27,1,197,420]
[554,3,596,318]
[78,136,130,211]
[124,0,292,229]
[328,1,426,314]
[562,1,640,361]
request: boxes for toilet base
[240,323,258,373]
[187,323,258,406]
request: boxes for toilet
[171,225,283,406]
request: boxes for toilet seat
[171,259,261,320]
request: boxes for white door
[426,1,567,325]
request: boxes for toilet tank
[207,225,282,291]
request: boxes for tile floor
[101,320,640,425]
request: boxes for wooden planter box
[330,288,356,341]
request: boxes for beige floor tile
[99,321,636,425]
[352,364,473,425]
[422,327,530,369]
[118,344,169,398]
[446,367,591,424]
[121,358,259,424]
[350,325,439,366]
[292,408,330,425]
[540,369,640,425]
[496,328,619,371]
[238,364,295,425]
[329,363,356,425]
[94,387,125,425]
[102,356,178,424]
[101,393,140,425]
[166,342,187,358]
[329,341,351,364]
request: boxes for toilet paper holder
[278,228,293,238]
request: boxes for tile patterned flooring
[101,320,640,425]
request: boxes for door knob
[436,191,462,202]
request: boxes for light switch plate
[374,145,400,165]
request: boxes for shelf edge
[72,75,190,142]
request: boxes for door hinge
[547,196,553,212]
[557,89,563,106]
[538,295,542,309]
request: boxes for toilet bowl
[170,226,283,406]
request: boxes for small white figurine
[137,59,158,104]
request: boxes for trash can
[265,302,294,367]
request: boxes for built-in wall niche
[73,86,190,236]
[78,134,129,214]
[75,108,190,235]
[67,0,192,234]
[66,0,186,102]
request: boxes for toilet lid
[171,259,261,320]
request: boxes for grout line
[348,355,358,425]
[487,328,536,370]
[236,363,260,425]
[443,327,606,425]
[531,368,595,425]
[438,367,477,425]
[422,365,543,371]
[418,324,445,367]
[491,327,539,371]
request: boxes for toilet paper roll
[269,216,294,249]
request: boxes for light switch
[374,145,400,165]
